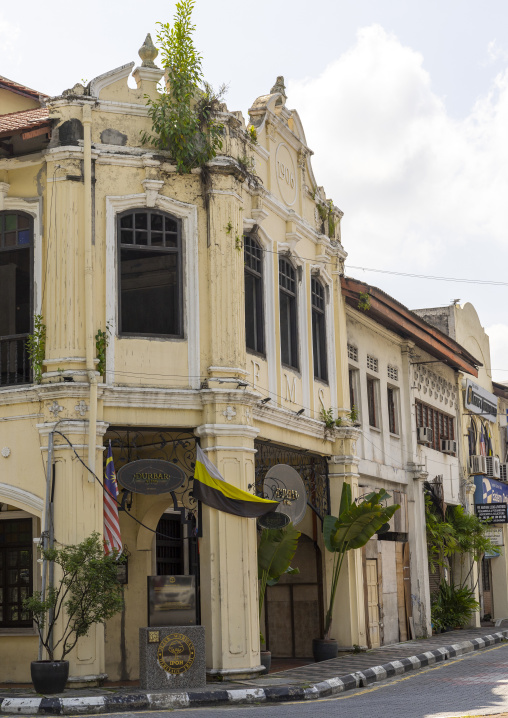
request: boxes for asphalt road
[76,642,508,718]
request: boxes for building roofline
[0,75,47,101]
[341,276,480,377]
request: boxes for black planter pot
[312,638,338,662]
[260,650,271,674]
[30,660,69,694]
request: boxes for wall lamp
[259,397,272,404]
[237,381,248,388]
[295,408,305,416]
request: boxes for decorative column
[195,418,262,678]
[326,428,366,649]
[37,415,108,680]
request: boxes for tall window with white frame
[117,209,183,337]
[311,277,327,382]
[279,257,298,369]
[367,377,379,428]
[0,211,33,387]
[387,387,399,435]
[244,235,265,355]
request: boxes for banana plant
[323,483,400,640]
[258,524,300,632]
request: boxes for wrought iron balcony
[0,334,31,387]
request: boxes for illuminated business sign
[464,380,498,423]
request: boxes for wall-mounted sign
[117,459,185,495]
[464,380,498,423]
[263,464,307,526]
[475,503,508,523]
[148,575,196,627]
[474,476,508,505]
[484,527,504,546]
[257,511,290,530]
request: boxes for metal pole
[38,430,53,660]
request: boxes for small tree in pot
[23,532,124,694]
[315,484,399,661]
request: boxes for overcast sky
[2,1,508,381]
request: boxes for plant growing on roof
[26,314,46,384]
[95,324,110,377]
[322,483,399,640]
[142,0,226,173]
[358,292,371,312]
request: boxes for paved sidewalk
[1,628,506,715]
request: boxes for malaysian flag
[104,442,122,557]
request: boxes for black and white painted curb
[1,631,507,715]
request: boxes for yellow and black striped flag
[193,446,279,518]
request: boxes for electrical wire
[346,265,508,287]
[52,430,199,543]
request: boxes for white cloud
[0,14,20,57]
[485,39,508,66]
[486,324,508,382]
[287,24,508,356]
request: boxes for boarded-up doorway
[366,559,381,648]
[265,535,322,658]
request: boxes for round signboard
[157,632,195,675]
[257,511,290,530]
[117,459,185,495]
[263,464,307,527]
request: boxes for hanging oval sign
[263,464,307,527]
[117,459,185,495]
[257,511,291,530]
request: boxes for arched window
[244,235,264,354]
[0,211,33,386]
[117,209,183,337]
[311,277,327,382]
[279,257,298,369]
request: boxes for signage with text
[475,503,508,523]
[117,459,185,495]
[464,380,498,423]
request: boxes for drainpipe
[38,431,54,660]
[83,104,98,479]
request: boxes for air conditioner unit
[417,427,433,445]
[469,455,488,476]
[500,463,508,482]
[440,439,457,455]
[486,456,501,479]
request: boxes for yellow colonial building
[0,39,364,683]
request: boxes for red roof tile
[0,75,47,100]
[0,107,50,136]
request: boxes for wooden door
[366,559,381,648]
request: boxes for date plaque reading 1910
[148,575,196,627]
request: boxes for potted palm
[315,483,399,661]
[23,532,124,694]
[257,523,300,673]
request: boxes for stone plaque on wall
[139,626,206,689]
[148,576,196,627]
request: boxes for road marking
[308,642,508,704]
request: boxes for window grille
[415,400,455,452]
[347,344,358,362]
[387,365,399,381]
[367,354,378,372]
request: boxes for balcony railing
[0,334,31,387]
